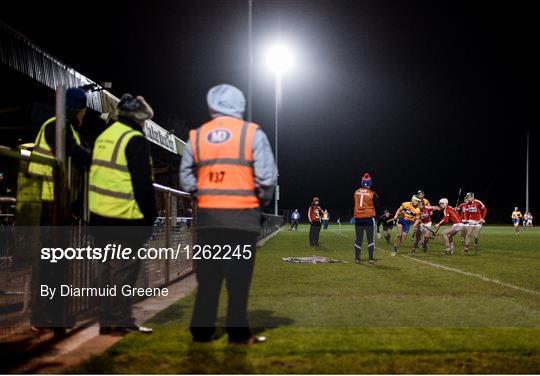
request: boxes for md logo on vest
[207,129,232,144]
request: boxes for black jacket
[377,214,394,230]
[43,117,91,169]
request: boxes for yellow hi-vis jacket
[89,121,149,220]
[27,117,81,201]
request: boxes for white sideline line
[330,229,540,297]
[398,254,540,296]
[257,225,285,247]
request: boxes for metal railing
[0,197,16,263]
[0,141,283,345]
[140,183,194,289]
[0,145,59,340]
[0,144,197,341]
[259,213,286,241]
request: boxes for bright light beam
[265,43,295,215]
[266,44,294,73]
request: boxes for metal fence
[1,145,283,345]
[0,146,197,342]
[1,197,194,342]
[138,184,194,289]
[259,213,286,241]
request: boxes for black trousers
[93,227,146,327]
[190,228,258,343]
[309,222,322,246]
[354,217,376,261]
[291,220,298,230]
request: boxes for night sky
[1,1,536,222]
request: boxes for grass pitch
[76,225,540,373]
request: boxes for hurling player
[433,198,467,255]
[462,192,487,252]
[391,195,421,256]
[456,199,468,245]
[511,207,523,235]
[412,200,437,254]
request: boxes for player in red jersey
[433,198,466,255]
[411,200,437,254]
[462,192,487,252]
[456,200,467,245]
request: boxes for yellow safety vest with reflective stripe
[27,117,81,201]
[89,121,149,220]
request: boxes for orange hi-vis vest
[354,187,376,218]
[190,116,260,209]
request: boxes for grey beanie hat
[207,84,245,119]
[117,94,154,122]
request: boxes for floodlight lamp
[266,44,294,73]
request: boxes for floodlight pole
[525,130,529,213]
[247,0,253,122]
[274,71,281,216]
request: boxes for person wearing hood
[89,94,156,335]
[180,84,277,345]
[28,87,91,334]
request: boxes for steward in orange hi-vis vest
[189,116,259,209]
[181,84,277,346]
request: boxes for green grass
[75,225,540,374]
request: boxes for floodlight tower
[267,44,293,216]
[526,130,530,213]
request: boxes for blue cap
[66,88,87,110]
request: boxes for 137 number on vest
[209,171,226,183]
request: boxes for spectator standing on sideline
[290,209,300,231]
[180,84,277,345]
[28,88,91,334]
[89,94,156,335]
[308,197,324,246]
[322,210,330,230]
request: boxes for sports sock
[368,243,374,261]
